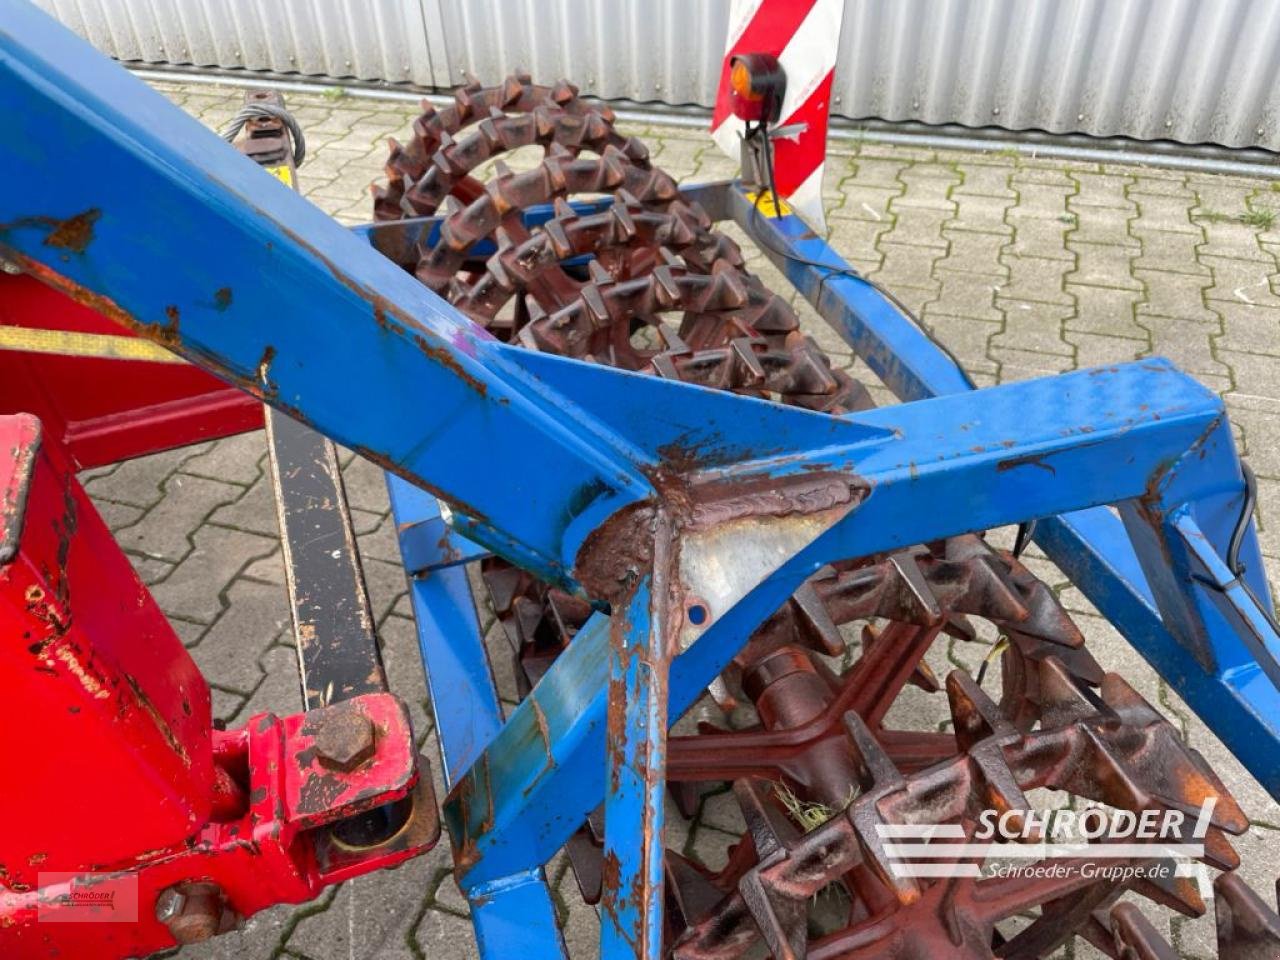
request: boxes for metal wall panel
[33,0,442,88]
[432,0,732,107]
[831,0,1280,150]
[33,0,1280,150]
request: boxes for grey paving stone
[1067,242,1143,292]
[886,204,951,248]
[1066,283,1148,339]
[1214,301,1280,356]
[1142,316,1229,379]
[992,299,1075,355]
[236,643,306,718]
[173,902,295,960]
[825,216,894,261]
[363,556,412,625]
[94,499,145,529]
[1067,330,1146,367]
[287,856,441,960]
[938,228,1011,275]
[926,272,1003,322]
[150,523,280,622]
[127,552,177,586]
[1006,214,1074,261]
[188,579,291,693]
[1068,203,1139,247]
[210,470,280,536]
[954,162,1016,198]
[414,908,483,959]
[1203,255,1280,308]
[342,454,393,515]
[113,473,243,562]
[378,614,434,740]
[832,182,901,222]
[1001,253,1075,304]
[1133,227,1211,276]
[1131,192,1205,236]
[1070,171,1136,209]
[180,430,268,486]
[242,547,287,586]
[1136,269,1218,322]
[84,446,206,508]
[949,192,1016,234]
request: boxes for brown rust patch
[413,332,487,396]
[996,452,1057,475]
[213,287,233,311]
[124,674,192,767]
[159,305,181,345]
[297,769,348,816]
[575,501,655,603]
[256,345,278,397]
[10,209,104,253]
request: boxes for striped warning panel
[711,0,844,232]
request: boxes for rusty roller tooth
[787,369,876,415]
[1097,674,1249,833]
[531,103,560,138]
[664,851,733,940]
[497,74,525,107]
[945,671,1036,831]
[584,110,611,140]
[376,74,641,221]
[671,659,1247,960]
[546,135,578,158]
[1215,872,1280,958]
[727,337,768,389]
[620,136,649,164]
[450,197,747,327]
[550,78,577,104]
[527,267,793,362]
[1110,902,1182,960]
[606,199,638,242]
[1140,869,1209,919]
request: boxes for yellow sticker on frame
[745,190,792,217]
[266,165,295,188]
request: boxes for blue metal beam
[444,359,1233,888]
[387,475,567,959]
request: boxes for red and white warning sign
[711,0,845,231]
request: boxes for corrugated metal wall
[35,0,1280,151]
[35,0,442,87]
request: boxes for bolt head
[312,704,376,772]
[154,888,185,923]
[155,883,227,945]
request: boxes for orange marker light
[731,60,761,101]
[727,53,785,124]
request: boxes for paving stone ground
[92,78,1280,959]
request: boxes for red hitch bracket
[0,413,438,959]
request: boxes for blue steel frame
[2,5,1279,958]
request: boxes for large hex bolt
[154,882,231,945]
[312,702,376,773]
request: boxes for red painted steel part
[0,273,261,469]
[0,412,215,879]
[0,415,438,958]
